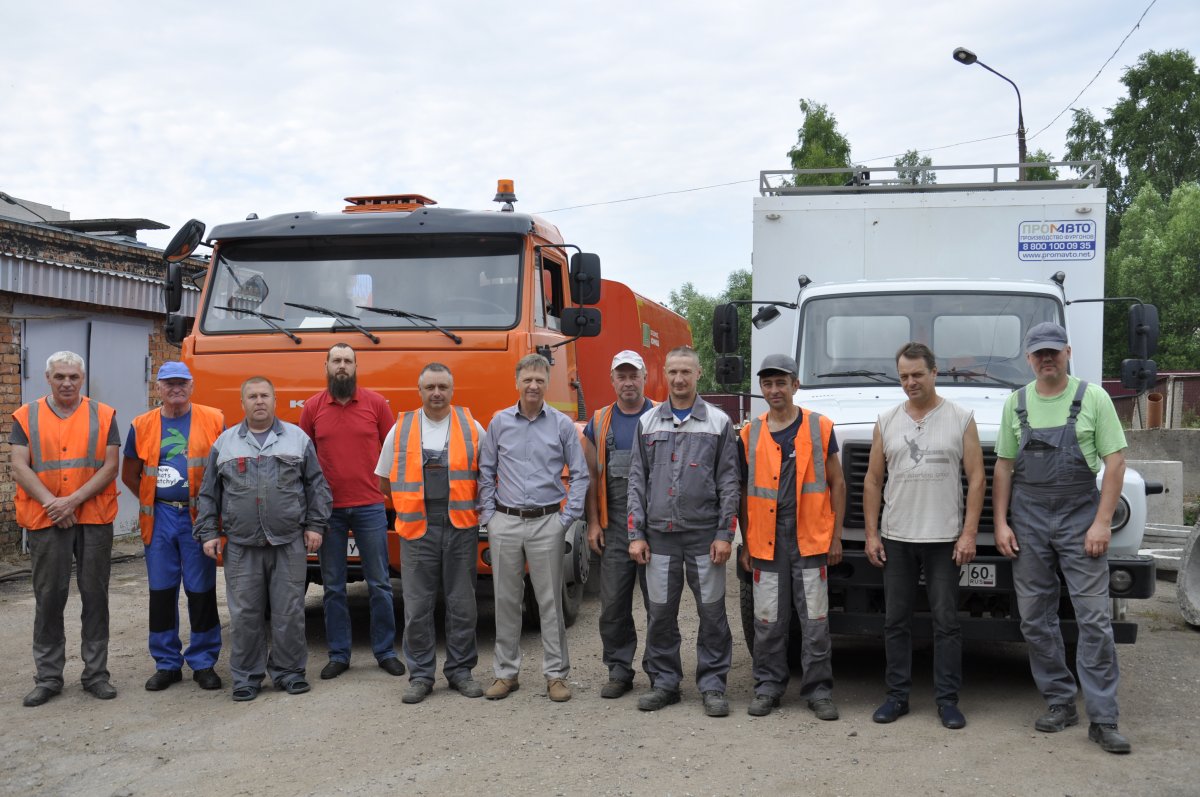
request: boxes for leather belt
[495,503,559,519]
[155,500,189,509]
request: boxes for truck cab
[161,185,689,625]
[718,163,1158,648]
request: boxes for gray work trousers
[223,537,309,690]
[401,515,479,685]
[1012,485,1120,723]
[643,529,732,694]
[599,524,649,683]
[749,549,832,702]
[28,523,113,690]
[489,512,570,680]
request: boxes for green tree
[1023,148,1060,182]
[668,269,752,393]
[1102,182,1200,374]
[787,99,853,187]
[894,149,936,184]
[1066,49,1200,238]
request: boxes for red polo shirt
[299,387,393,508]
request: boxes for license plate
[347,537,360,558]
[960,563,995,588]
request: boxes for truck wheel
[561,576,584,627]
[739,577,757,655]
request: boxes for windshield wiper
[816,370,899,384]
[939,369,1023,389]
[284,302,380,344]
[358,305,462,345]
[214,306,302,345]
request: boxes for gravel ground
[0,539,1197,797]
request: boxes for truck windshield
[797,291,1062,388]
[200,234,522,334]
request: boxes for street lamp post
[952,47,1028,180]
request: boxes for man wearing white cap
[993,321,1132,754]
[122,361,225,692]
[583,350,655,699]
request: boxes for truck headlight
[1110,496,1130,532]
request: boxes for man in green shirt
[992,322,1131,754]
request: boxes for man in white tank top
[862,342,985,730]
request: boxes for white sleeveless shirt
[878,398,973,543]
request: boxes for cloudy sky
[2,0,1195,305]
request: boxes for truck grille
[841,441,997,535]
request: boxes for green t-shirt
[996,375,1126,472]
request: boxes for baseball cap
[611,350,645,370]
[1023,322,1068,354]
[157,361,193,381]
[757,354,798,376]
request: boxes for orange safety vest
[131,403,225,544]
[591,400,655,527]
[741,408,836,559]
[389,406,480,539]
[14,396,118,530]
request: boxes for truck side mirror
[712,303,740,354]
[714,355,744,386]
[1120,358,1157,392]
[164,314,190,346]
[561,307,601,337]
[1128,303,1159,359]
[569,253,601,305]
[164,262,184,313]
[163,219,206,263]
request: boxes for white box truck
[719,163,1158,648]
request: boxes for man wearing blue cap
[122,361,225,692]
[993,322,1132,754]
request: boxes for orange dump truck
[161,183,690,623]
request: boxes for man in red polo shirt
[299,343,404,680]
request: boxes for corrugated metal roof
[0,251,199,316]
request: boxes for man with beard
[300,343,403,680]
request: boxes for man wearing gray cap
[993,322,1132,754]
[583,350,655,699]
[737,354,845,719]
[122,361,225,692]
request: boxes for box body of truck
[742,165,1155,644]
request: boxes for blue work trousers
[145,503,221,671]
[319,503,398,665]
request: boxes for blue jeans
[882,538,962,706]
[319,503,397,664]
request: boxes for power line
[1027,0,1157,140]
[534,178,755,214]
[537,0,1158,214]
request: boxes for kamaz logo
[1020,221,1093,235]
[290,399,305,409]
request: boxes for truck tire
[521,519,589,629]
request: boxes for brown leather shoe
[484,678,519,700]
[547,678,572,702]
